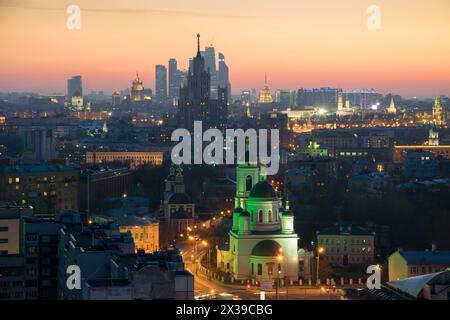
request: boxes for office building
[21,127,56,162]
[403,150,437,179]
[67,75,82,100]
[316,223,375,266]
[297,87,340,110]
[275,90,293,108]
[432,96,446,127]
[85,151,163,169]
[201,46,218,99]
[78,167,133,213]
[168,58,180,99]
[218,52,231,100]
[155,65,167,102]
[112,92,121,107]
[0,165,79,214]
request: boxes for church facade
[161,167,195,237]
[217,162,299,282]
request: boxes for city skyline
[0,0,449,98]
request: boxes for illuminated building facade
[71,90,83,110]
[317,223,375,266]
[429,126,439,146]
[130,72,152,102]
[387,96,397,114]
[162,167,195,236]
[432,96,446,127]
[85,151,163,169]
[258,74,273,104]
[217,161,299,282]
[119,220,159,254]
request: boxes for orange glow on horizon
[0,0,449,97]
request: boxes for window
[27,233,38,241]
[0,227,8,232]
[258,211,263,223]
[257,264,262,275]
[268,210,273,222]
[251,263,254,275]
[0,239,8,244]
[268,264,274,276]
[246,176,252,192]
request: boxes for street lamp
[202,241,211,272]
[276,253,284,300]
[316,247,325,286]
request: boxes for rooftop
[317,223,374,236]
[399,250,450,265]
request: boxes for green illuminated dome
[249,181,277,199]
[251,240,281,256]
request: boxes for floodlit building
[119,216,159,254]
[316,223,375,266]
[217,160,298,282]
[258,74,273,104]
[85,151,163,169]
[130,72,152,102]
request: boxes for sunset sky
[0,0,449,97]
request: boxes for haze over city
[1,0,449,97]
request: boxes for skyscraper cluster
[156,37,231,110]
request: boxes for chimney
[431,244,437,252]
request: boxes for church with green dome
[217,161,299,282]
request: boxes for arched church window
[246,176,252,192]
[268,210,273,222]
[258,210,263,222]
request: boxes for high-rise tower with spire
[178,34,228,131]
[432,96,446,127]
[258,73,273,104]
[387,96,397,114]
